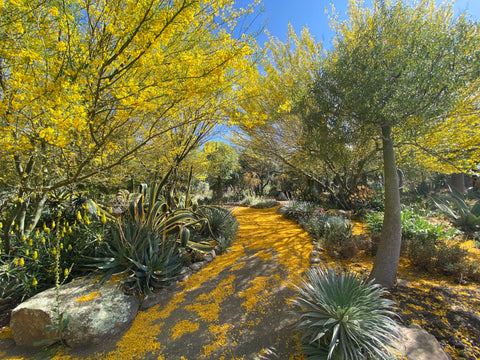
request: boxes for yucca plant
[290,266,399,360]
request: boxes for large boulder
[392,324,450,360]
[10,277,140,348]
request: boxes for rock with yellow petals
[10,277,139,348]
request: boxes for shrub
[366,207,456,244]
[0,202,105,316]
[320,216,353,249]
[282,201,320,221]
[197,206,238,253]
[303,213,353,256]
[365,211,384,234]
[239,195,256,206]
[291,265,399,360]
[406,236,439,271]
[250,200,280,209]
[436,242,468,276]
[367,207,470,277]
[401,207,453,243]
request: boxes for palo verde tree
[0,0,259,254]
[314,0,480,287]
[398,81,480,175]
[233,26,330,192]
[202,141,240,202]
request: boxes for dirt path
[1,206,312,360]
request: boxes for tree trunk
[451,173,465,193]
[370,125,402,288]
[215,176,223,203]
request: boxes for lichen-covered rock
[189,261,206,272]
[10,277,140,348]
[392,324,450,360]
[204,250,216,263]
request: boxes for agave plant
[290,265,399,360]
[91,220,182,294]
[89,173,217,293]
[196,205,239,252]
[432,185,480,231]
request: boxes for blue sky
[217,0,480,142]
[256,0,480,47]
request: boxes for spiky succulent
[290,265,399,360]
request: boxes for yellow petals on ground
[185,275,235,322]
[170,320,199,340]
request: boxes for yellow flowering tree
[232,26,327,187]
[398,82,480,175]
[0,0,259,254]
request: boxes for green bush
[366,207,469,277]
[291,265,399,360]
[250,200,280,209]
[366,207,456,243]
[320,216,353,249]
[239,195,255,206]
[0,202,105,316]
[436,242,468,275]
[197,206,238,253]
[282,201,319,221]
[365,211,384,234]
[303,213,353,252]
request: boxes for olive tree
[312,0,480,287]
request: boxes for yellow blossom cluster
[0,0,261,245]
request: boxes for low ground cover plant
[282,202,356,257]
[365,206,476,280]
[249,200,280,209]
